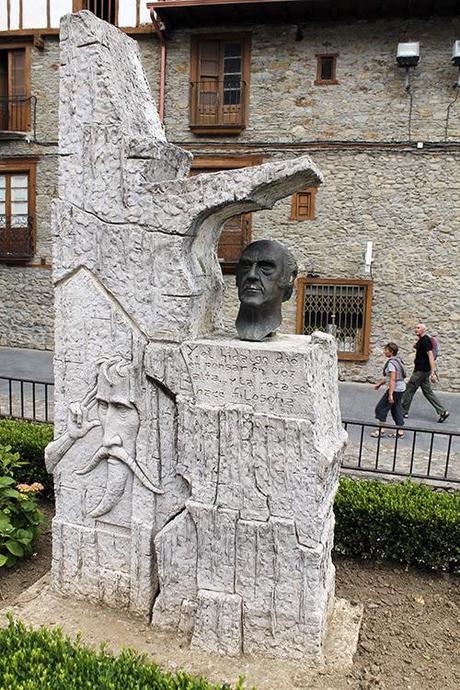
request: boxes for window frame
[190,155,263,273]
[0,43,32,133]
[0,158,36,262]
[290,187,318,221]
[189,32,252,135]
[72,1,119,25]
[295,277,373,361]
[314,53,339,86]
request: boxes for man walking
[402,323,449,422]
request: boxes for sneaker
[438,411,450,423]
[403,413,409,419]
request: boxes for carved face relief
[96,370,140,460]
[75,357,164,519]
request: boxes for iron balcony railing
[0,376,54,423]
[0,215,34,260]
[342,418,460,485]
[0,96,36,135]
[190,80,247,128]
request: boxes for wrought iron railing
[0,96,36,135]
[342,418,460,485]
[0,377,54,423]
[0,215,34,260]
[190,80,247,128]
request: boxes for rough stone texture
[48,11,344,663]
[146,334,345,660]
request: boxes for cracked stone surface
[48,11,346,662]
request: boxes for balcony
[190,80,247,135]
[0,216,34,261]
[0,96,36,139]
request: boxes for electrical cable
[444,80,459,142]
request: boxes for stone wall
[165,17,460,143]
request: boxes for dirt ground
[0,501,458,690]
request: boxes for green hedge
[0,618,248,690]
[334,478,460,573]
[0,420,53,497]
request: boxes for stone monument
[46,11,347,663]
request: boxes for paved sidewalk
[0,346,458,432]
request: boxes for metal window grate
[302,282,367,354]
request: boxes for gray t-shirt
[385,360,406,392]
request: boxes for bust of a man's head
[235,240,298,341]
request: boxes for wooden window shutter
[218,213,251,269]
[196,41,220,125]
[8,49,29,131]
[9,50,26,97]
[290,188,317,220]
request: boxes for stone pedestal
[147,334,345,660]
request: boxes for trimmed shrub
[0,419,53,497]
[0,445,45,568]
[334,478,460,572]
[0,618,250,690]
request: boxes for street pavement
[0,346,458,433]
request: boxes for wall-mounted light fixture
[397,42,420,141]
[452,40,460,86]
[445,40,460,140]
[364,241,373,275]
[397,42,420,89]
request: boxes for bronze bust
[235,240,298,341]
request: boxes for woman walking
[371,342,406,438]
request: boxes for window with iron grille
[73,1,117,24]
[0,162,36,262]
[296,278,372,360]
[315,54,339,85]
[290,188,317,220]
[190,34,251,134]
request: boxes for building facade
[1,0,459,390]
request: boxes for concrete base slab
[1,574,363,690]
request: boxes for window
[291,188,317,220]
[190,157,262,272]
[0,47,31,132]
[315,54,338,85]
[73,1,117,24]
[0,161,36,261]
[296,278,372,360]
[190,34,251,134]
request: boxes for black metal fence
[0,376,53,423]
[0,375,458,486]
[342,418,460,485]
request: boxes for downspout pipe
[150,9,166,124]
